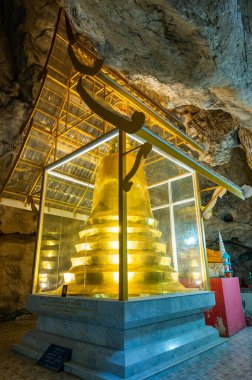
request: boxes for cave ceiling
[0,0,252,177]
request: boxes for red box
[204,277,246,337]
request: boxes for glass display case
[33,128,207,300]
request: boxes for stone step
[64,338,226,380]
[18,322,221,378]
[70,327,220,377]
[35,313,206,350]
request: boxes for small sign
[62,284,68,297]
[38,344,72,372]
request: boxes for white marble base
[13,292,224,379]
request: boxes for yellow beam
[136,128,244,200]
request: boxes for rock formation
[0,0,58,186]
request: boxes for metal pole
[31,170,48,294]
[193,173,210,290]
[119,131,128,301]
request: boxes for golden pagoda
[63,143,185,297]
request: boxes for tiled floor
[168,327,252,380]
[0,320,78,380]
[0,320,251,379]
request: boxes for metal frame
[193,173,210,290]
[135,128,244,200]
[32,170,48,293]
[0,10,208,212]
[33,127,215,298]
[119,131,128,300]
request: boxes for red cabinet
[204,277,246,337]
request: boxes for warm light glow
[113,272,119,283]
[128,272,135,281]
[71,258,89,266]
[41,261,53,270]
[152,204,169,211]
[160,256,171,266]
[46,241,56,246]
[192,272,201,280]
[47,130,119,172]
[43,251,55,257]
[113,272,135,283]
[39,273,48,280]
[49,171,95,189]
[64,273,75,283]
[110,255,119,265]
[148,173,192,189]
[191,260,199,268]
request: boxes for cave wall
[0,206,36,314]
[201,147,252,281]
[0,0,58,186]
[0,0,57,315]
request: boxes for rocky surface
[0,207,36,313]
[0,0,58,186]
[60,0,252,126]
[0,0,252,312]
[239,127,252,170]
[174,105,240,165]
[201,147,252,280]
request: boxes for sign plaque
[61,284,68,297]
[38,344,72,372]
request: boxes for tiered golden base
[63,215,186,297]
[61,148,186,297]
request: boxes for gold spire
[63,148,185,297]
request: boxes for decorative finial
[219,231,233,277]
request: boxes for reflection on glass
[171,175,194,203]
[38,213,83,291]
[173,202,203,288]
[125,144,185,297]
[63,142,119,298]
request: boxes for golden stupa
[63,143,185,297]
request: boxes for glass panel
[126,135,199,298]
[149,184,169,209]
[125,135,205,298]
[38,213,83,292]
[173,201,203,289]
[36,136,119,299]
[171,175,194,203]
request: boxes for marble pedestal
[13,292,224,380]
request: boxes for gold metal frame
[135,128,244,200]
[0,9,208,212]
[193,173,210,290]
[119,131,128,300]
[32,170,48,293]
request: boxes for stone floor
[0,320,78,380]
[0,320,251,379]
[168,327,252,380]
